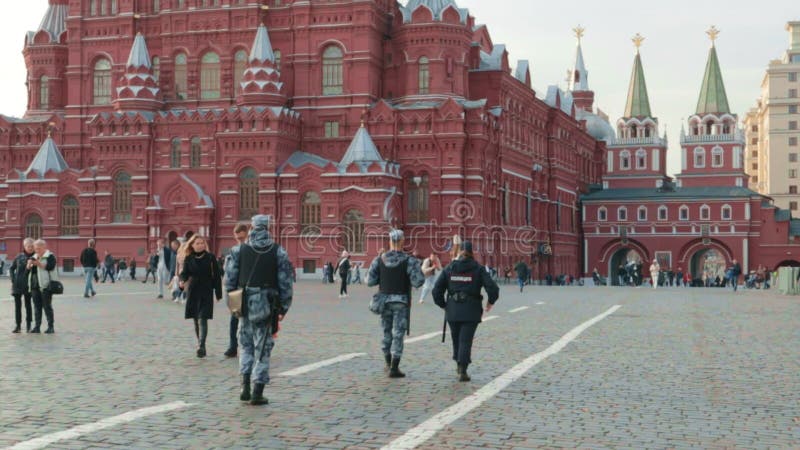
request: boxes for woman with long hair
[179,235,222,358]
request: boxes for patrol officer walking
[225,215,293,405]
[432,241,499,382]
[367,229,425,378]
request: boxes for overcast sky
[0,1,797,176]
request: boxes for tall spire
[623,33,652,118]
[114,33,162,111]
[569,25,589,91]
[237,24,285,107]
[27,0,68,44]
[25,137,69,179]
[696,26,730,115]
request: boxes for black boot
[197,320,207,358]
[12,324,20,333]
[458,364,471,382]
[250,383,268,405]
[44,324,54,334]
[240,374,251,401]
[389,358,405,378]
[384,353,392,372]
[30,323,41,334]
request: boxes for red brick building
[0,0,607,277]
[582,34,800,283]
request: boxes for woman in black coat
[179,235,222,358]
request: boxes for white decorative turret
[237,24,286,107]
[113,33,163,112]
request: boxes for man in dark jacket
[28,240,58,334]
[514,261,528,293]
[336,251,351,298]
[142,252,158,283]
[79,239,99,298]
[731,259,742,292]
[10,238,35,333]
[432,241,499,382]
[102,251,115,283]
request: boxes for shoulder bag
[227,251,262,318]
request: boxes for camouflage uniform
[367,249,425,359]
[225,216,293,386]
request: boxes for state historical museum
[1,0,608,277]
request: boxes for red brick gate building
[0,0,607,277]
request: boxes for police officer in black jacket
[432,241,500,382]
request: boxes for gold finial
[706,25,720,46]
[573,25,585,43]
[632,33,645,52]
[47,121,56,138]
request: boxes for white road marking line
[482,315,499,322]
[5,401,192,450]
[381,305,622,450]
[508,306,529,313]
[276,353,365,377]
[536,301,545,305]
[405,332,442,344]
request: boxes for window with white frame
[620,150,631,170]
[637,206,647,221]
[635,149,647,169]
[712,147,723,167]
[700,205,710,220]
[679,206,689,221]
[658,206,668,221]
[694,148,706,168]
[598,207,607,222]
[721,205,732,220]
[618,206,628,221]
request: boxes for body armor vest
[379,258,410,295]
[238,244,278,289]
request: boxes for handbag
[227,251,263,318]
[46,280,64,295]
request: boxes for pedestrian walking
[143,251,158,283]
[117,258,128,281]
[225,215,293,405]
[10,238,35,333]
[730,259,742,292]
[514,260,528,293]
[101,251,115,283]
[649,260,660,290]
[432,240,500,381]
[179,235,222,358]
[28,239,58,334]
[367,229,425,378]
[336,251,351,298]
[129,258,137,281]
[352,263,362,284]
[224,222,249,358]
[79,239,99,298]
[156,238,176,299]
[418,253,442,304]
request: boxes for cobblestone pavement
[1,277,798,449]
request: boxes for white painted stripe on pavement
[381,305,622,450]
[536,301,545,305]
[5,401,192,450]
[405,332,442,344]
[276,353,365,377]
[508,306,529,313]
[482,315,499,322]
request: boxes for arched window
[90,0,97,16]
[174,53,187,100]
[635,149,647,169]
[190,137,201,168]
[25,214,43,240]
[93,59,112,105]
[618,206,628,221]
[200,52,221,99]
[322,46,343,95]
[111,0,118,14]
[705,120,714,135]
[637,206,647,222]
[239,167,259,219]
[112,171,132,223]
[61,196,79,236]
[679,205,689,221]
[100,0,107,15]
[300,192,321,235]
[233,50,248,95]
[170,138,181,168]
[700,205,710,221]
[620,150,631,170]
[658,206,668,221]
[152,56,160,81]
[39,76,49,110]
[418,56,430,94]
[177,0,184,8]
[274,50,282,71]
[597,207,607,222]
[722,205,732,220]
[407,174,430,223]
[153,0,160,13]
[694,148,706,168]
[343,209,365,254]
[722,121,731,134]
[712,147,723,167]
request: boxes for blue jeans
[84,268,97,296]
[517,277,525,292]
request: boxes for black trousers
[32,289,54,327]
[340,277,348,295]
[13,293,32,326]
[449,321,479,365]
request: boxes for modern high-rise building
[745,21,800,211]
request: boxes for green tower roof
[695,45,730,115]
[623,52,652,118]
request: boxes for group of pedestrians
[9,238,59,334]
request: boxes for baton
[441,315,447,343]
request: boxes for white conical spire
[26,137,69,178]
[340,123,384,167]
[249,24,276,64]
[126,33,152,69]
[569,26,589,92]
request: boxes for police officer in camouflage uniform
[432,241,499,382]
[367,229,425,378]
[225,215,293,405]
